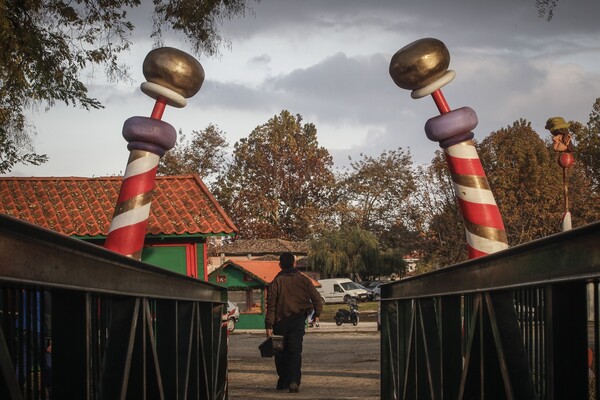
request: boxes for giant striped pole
[104,47,204,259]
[389,38,508,259]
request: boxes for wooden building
[207,238,308,274]
[208,259,320,330]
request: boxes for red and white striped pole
[104,47,204,259]
[390,38,508,259]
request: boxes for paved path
[227,325,380,399]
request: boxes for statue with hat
[545,116,575,231]
[546,116,574,153]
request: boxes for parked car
[222,301,240,332]
[372,281,390,299]
[357,283,375,300]
[317,278,370,304]
[366,280,387,290]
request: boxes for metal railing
[0,214,228,400]
[380,221,600,399]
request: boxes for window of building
[228,289,263,313]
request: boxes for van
[317,278,369,304]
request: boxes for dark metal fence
[0,214,228,400]
[381,221,600,399]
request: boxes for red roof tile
[0,175,238,237]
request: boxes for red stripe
[117,167,158,202]
[151,98,167,120]
[104,220,148,256]
[445,153,485,177]
[467,243,489,259]
[457,198,505,231]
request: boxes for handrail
[380,221,600,399]
[0,214,226,302]
[0,213,228,400]
[381,220,600,300]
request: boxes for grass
[320,300,379,322]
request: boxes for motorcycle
[334,298,359,326]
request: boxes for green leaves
[214,110,335,240]
[158,124,229,180]
[0,0,255,173]
[308,226,406,280]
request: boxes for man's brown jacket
[265,268,323,329]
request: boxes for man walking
[265,252,323,393]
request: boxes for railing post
[547,282,588,398]
[52,291,91,399]
[440,296,462,399]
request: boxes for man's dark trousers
[273,313,306,387]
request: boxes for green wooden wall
[209,265,266,330]
[140,242,207,279]
[142,245,188,275]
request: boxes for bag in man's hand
[258,335,284,357]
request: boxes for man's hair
[279,252,295,270]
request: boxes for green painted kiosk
[209,259,321,330]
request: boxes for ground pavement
[227,322,380,399]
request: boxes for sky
[7,0,600,177]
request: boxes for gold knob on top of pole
[143,47,205,98]
[389,38,450,91]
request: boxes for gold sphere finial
[389,38,450,90]
[143,47,205,98]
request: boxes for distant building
[208,238,308,273]
[208,259,320,329]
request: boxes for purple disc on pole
[127,141,167,157]
[424,107,478,143]
[122,116,177,152]
[439,131,475,148]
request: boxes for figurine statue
[545,116,574,153]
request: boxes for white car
[222,301,240,332]
[317,278,370,304]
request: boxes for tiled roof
[211,260,320,287]
[0,175,238,237]
[216,238,308,255]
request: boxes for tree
[479,119,599,245]
[336,148,417,246]
[411,118,600,271]
[0,0,256,173]
[213,110,336,240]
[158,124,229,182]
[536,0,558,20]
[477,119,559,244]
[572,98,600,193]
[308,225,405,281]
[412,152,466,270]
[0,129,48,173]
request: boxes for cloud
[11,0,600,178]
[248,53,272,67]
